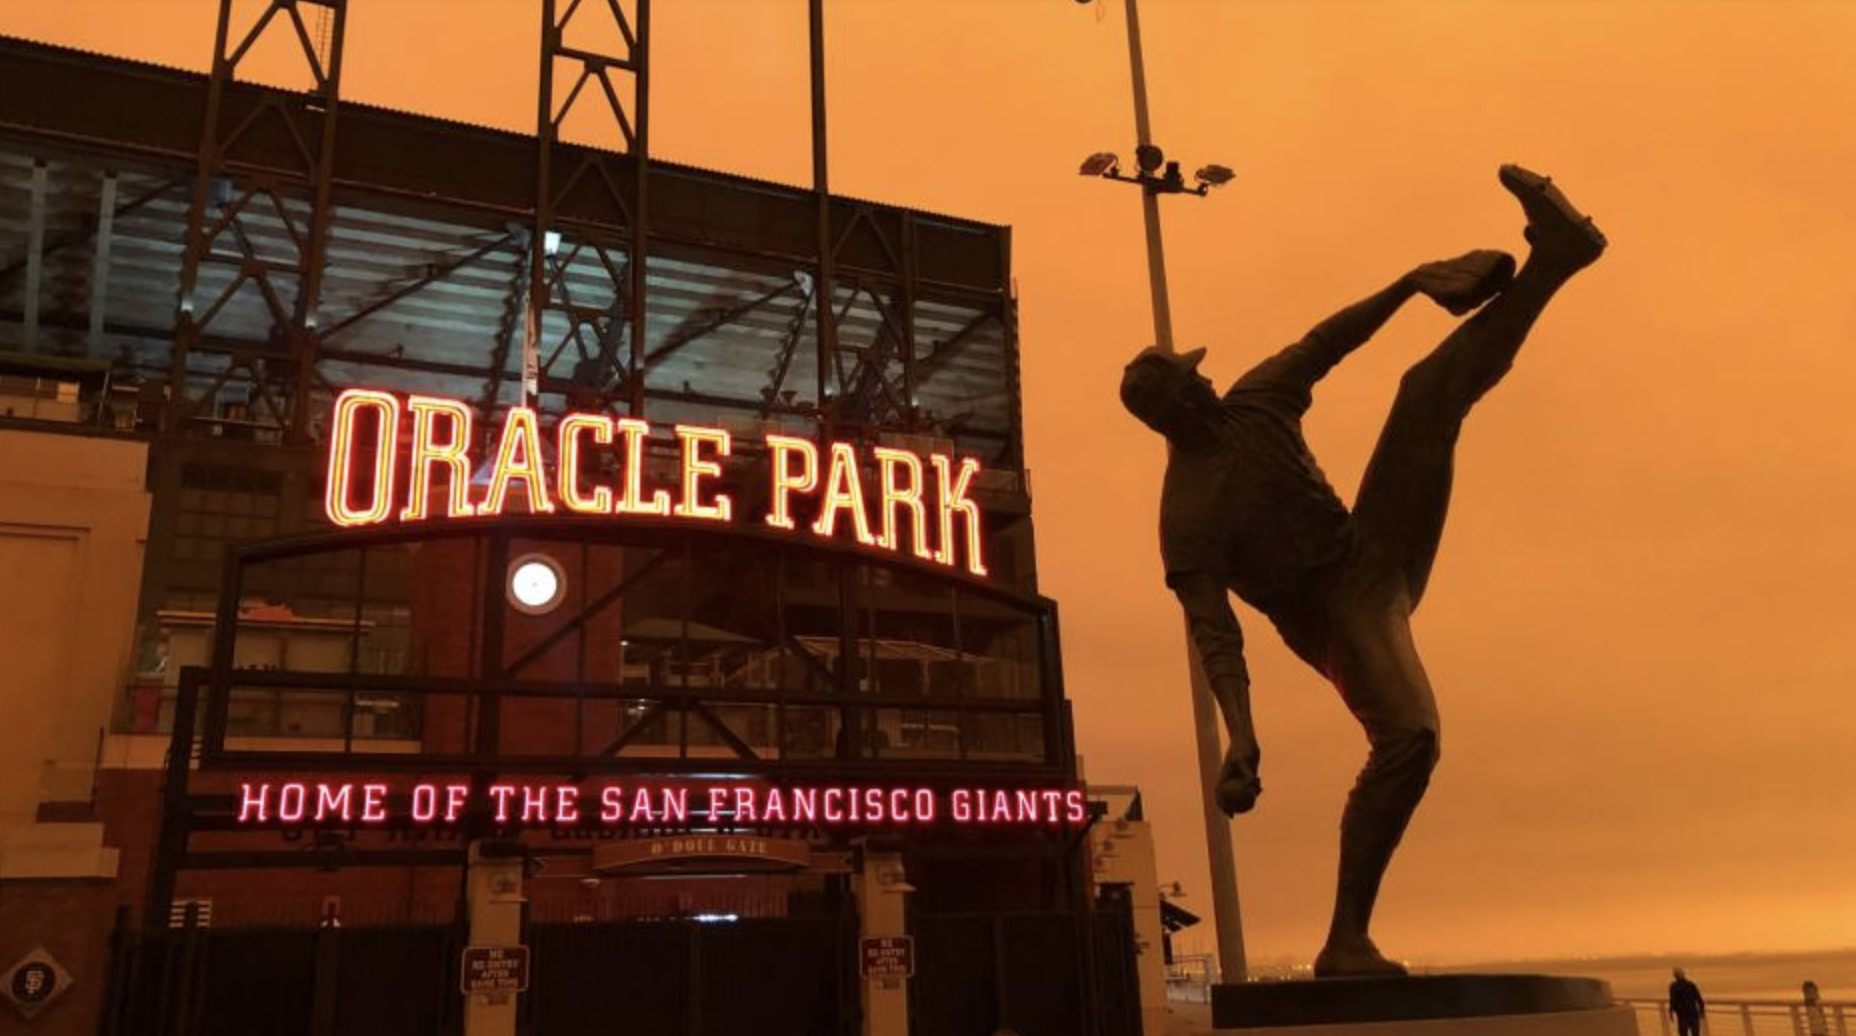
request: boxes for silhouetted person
[1669,968,1705,1036]
[1802,981,1829,1036]
[1121,165,1606,977]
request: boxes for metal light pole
[1080,0,1247,984]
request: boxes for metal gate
[103,923,458,1036]
[911,903,1141,1036]
[102,913,859,1036]
[527,915,860,1036]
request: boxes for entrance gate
[529,915,858,1036]
[102,914,860,1036]
[911,903,1142,1036]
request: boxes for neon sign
[234,781,1088,828]
[323,389,988,576]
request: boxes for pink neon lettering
[989,790,1011,822]
[238,783,269,823]
[661,788,689,823]
[445,784,470,822]
[361,784,388,822]
[411,784,438,822]
[278,782,308,823]
[314,783,352,821]
[489,785,516,822]
[630,788,656,823]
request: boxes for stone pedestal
[1206,975,1637,1036]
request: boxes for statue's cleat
[1216,749,1262,815]
[1314,940,1410,979]
[1499,164,1607,269]
[1410,249,1516,315]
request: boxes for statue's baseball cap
[1120,345,1209,433]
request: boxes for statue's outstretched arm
[1301,277,1420,361]
[1229,277,1417,406]
[1230,250,1517,407]
[1171,573,1251,693]
[1171,572,1262,813]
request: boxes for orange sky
[6,0,1853,967]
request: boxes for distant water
[1444,948,1856,1002]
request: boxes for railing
[1624,999,1852,1036]
[1165,953,1215,1004]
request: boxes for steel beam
[913,310,997,385]
[759,284,815,416]
[320,231,515,341]
[169,0,345,441]
[0,39,1011,296]
[89,172,116,348]
[644,279,796,369]
[533,0,648,413]
[22,161,46,347]
[809,0,838,424]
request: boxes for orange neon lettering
[931,454,988,576]
[873,446,932,560]
[613,418,670,515]
[324,388,401,527]
[811,442,875,545]
[673,425,732,522]
[480,406,556,515]
[401,395,475,521]
[557,414,614,514]
[764,435,819,531]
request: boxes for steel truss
[525,0,651,417]
[1,32,1021,461]
[170,0,347,443]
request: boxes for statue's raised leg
[1313,167,1605,977]
[1354,165,1606,606]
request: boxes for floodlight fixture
[1134,144,1165,174]
[1195,164,1236,188]
[1079,151,1120,177]
[1161,161,1186,193]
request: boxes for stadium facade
[0,4,1145,1035]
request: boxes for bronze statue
[1120,165,1606,978]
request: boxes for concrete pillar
[854,844,912,1036]
[464,841,525,1036]
[1091,816,1170,1036]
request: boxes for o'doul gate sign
[323,389,990,576]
